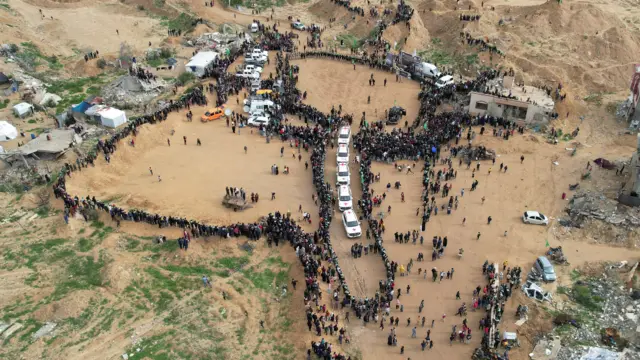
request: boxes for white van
[435,75,454,88]
[237,68,260,79]
[338,185,353,211]
[243,99,278,114]
[336,144,349,164]
[250,23,259,33]
[420,62,441,79]
[342,209,361,238]
[336,163,350,186]
[337,126,351,146]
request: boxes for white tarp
[97,107,127,128]
[0,120,18,141]
[13,102,33,118]
[39,93,62,106]
[186,51,218,77]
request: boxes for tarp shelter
[0,120,18,141]
[13,102,34,118]
[186,51,218,77]
[0,72,9,87]
[97,107,127,128]
[72,101,92,114]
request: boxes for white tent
[186,51,218,77]
[97,107,127,128]
[13,102,34,118]
[0,120,18,141]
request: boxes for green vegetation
[13,42,63,71]
[0,99,10,109]
[176,71,195,86]
[45,74,109,113]
[571,284,603,311]
[161,13,196,33]
[153,0,166,7]
[49,253,107,300]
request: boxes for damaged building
[619,133,640,206]
[468,76,555,125]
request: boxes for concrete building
[468,76,555,125]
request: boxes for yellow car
[201,105,226,122]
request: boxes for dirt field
[2,0,640,359]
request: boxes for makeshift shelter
[17,129,82,160]
[97,107,127,128]
[0,120,18,141]
[0,72,9,89]
[13,102,34,118]
[185,51,218,77]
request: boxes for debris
[594,158,617,170]
[32,322,57,340]
[458,145,496,162]
[565,192,640,229]
[222,194,252,211]
[101,75,168,110]
[546,246,569,265]
[2,322,23,339]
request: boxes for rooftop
[482,76,555,111]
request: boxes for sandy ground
[2,0,166,56]
[3,0,640,358]
[61,55,640,360]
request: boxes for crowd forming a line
[51,3,538,355]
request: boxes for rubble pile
[101,75,168,109]
[189,32,250,54]
[564,192,640,229]
[458,145,496,162]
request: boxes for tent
[97,107,127,128]
[0,72,9,88]
[0,120,18,141]
[185,51,218,77]
[13,102,34,118]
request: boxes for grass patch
[0,99,10,109]
[572,284,603,311]
[161,13,196,33]
[14,42,63,71]
[216,256,250,271]
[49,254,107,300]
[163,264,212,276]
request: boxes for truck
[386,51,441,81]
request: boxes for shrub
[176,71,195,86]
[96,58,107,69]
[137,4,145,10]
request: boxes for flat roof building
[468,76,555,125]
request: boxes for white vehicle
[418,62,441,79]
[244,64,263,74]
[336,144,349,164]
[243,99,278,114]
[435,75,454,88]
[337,185,353,211]
[251,48,269,58]
[336,163,350,186]
[250,22,259,33]
[247,113,270,127]
[245,53,268,65]
[522,211,549,225]
[292,21,306,30]
[342,209,361,238]
[337,126,351,146]
[237,68,260,79]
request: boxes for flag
[545,239,549,247]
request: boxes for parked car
[534,256,557,282]
[336,162,350,186]
[337,185,353,211]
[336,144,349,164]
[201,106,226,122]
[342,209,361,238]
[337,126,351,146]
[522,211,549,225]
[435,75,454,88]
[247,113,270,127]
[244,64,263,74]
[292,21,306,30]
